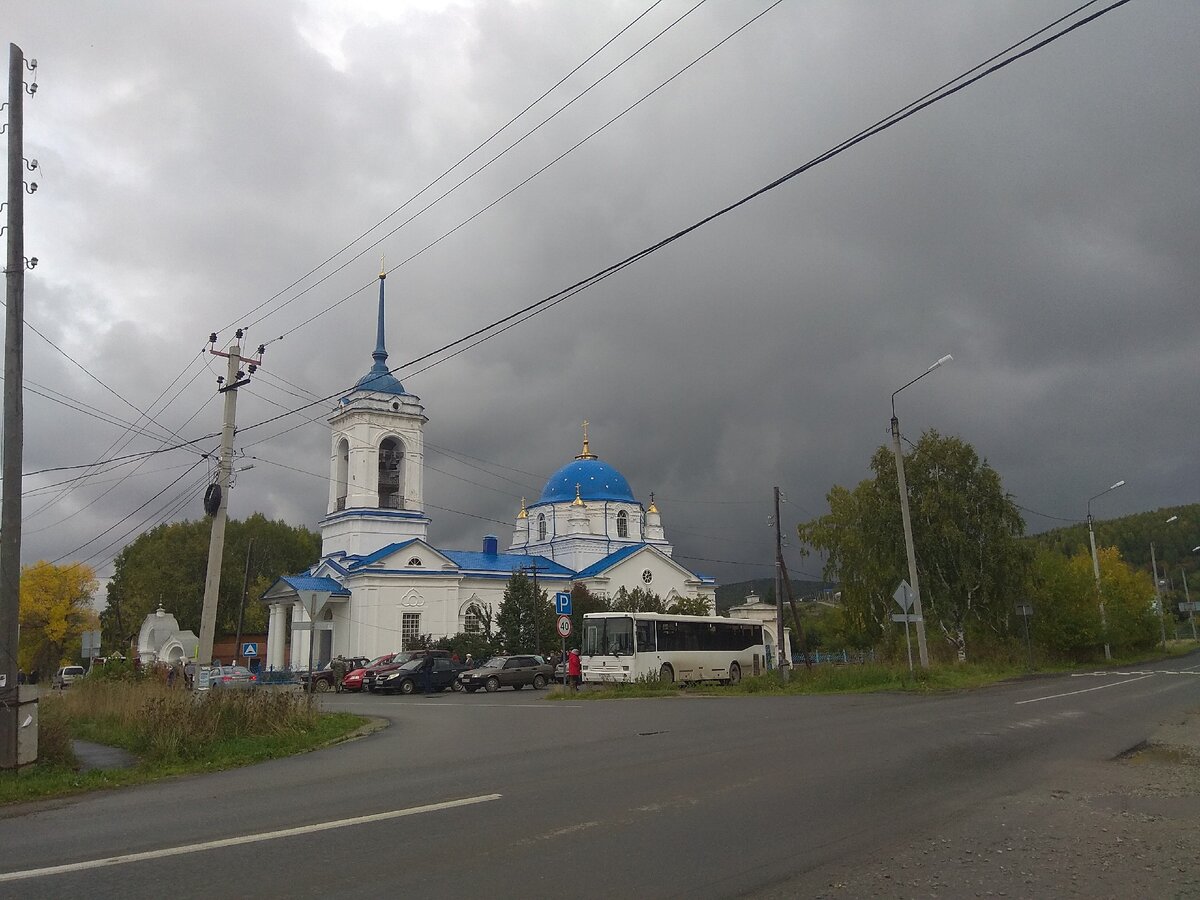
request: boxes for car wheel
[728,662,742,685]
[451,681,464,692]
[659,663,674,684]
[485,677,500,693]
[400,679,415,695]
[533,674,547,689]
[465,686,478,693]
[314,679,332,693]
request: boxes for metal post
[891,418,930,669]
[0,44,27,769]
[1021,611,1033,671]
[197,341,241,667]
[1151,542,1166,650]
[234,538,253,667]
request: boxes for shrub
[35,696,77,768]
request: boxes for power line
[228,0,1123,448]
[220,0,676,339]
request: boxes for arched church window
[464,608,480,633]
[378,437,405,509]
[408,557,422,567]
[616,509,628,538]
[537,513,547,541]
[334,438,349,511]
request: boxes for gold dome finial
[647,491,658,515]
[379,255,387,280]
[575,419,597,460]
[571,483,585,507]
[516,497,528,519]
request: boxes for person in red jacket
[567,648,582,692]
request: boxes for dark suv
[457,655,554,692]
[364,650,451,692]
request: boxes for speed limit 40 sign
[556,615,573,638]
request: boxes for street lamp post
[1086,480,1124,661]
[890,353,952,671]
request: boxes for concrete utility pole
[196,334,260,669]
[889,355,951,671]
[0,44,28,769]
[1151,542,1167,650]
[773,486,789,681]
[1086,480,1123,661]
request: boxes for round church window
[408,557,422,567]
[642,569,653,584]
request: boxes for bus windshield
[583,616,634,657]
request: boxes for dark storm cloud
[6,0,1198,591]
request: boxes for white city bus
[581,612,765,685]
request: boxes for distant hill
[716,577,837,614]
[1027,502,1198,578]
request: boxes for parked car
[364,650,451,692]
[457,655,554,692]
[343,653,397,692]
[52,665,86,688]
[209,665,258,689]
[302,657,369,692]
[376,657,468,695]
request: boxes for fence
[793,649,876,666]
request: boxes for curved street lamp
[1087,479,1124,660]
[890,354,953,670]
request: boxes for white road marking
[1016,673,1154,704]
[0,793,502,883]
[403,702,583,709]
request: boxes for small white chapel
[261,270,716,669]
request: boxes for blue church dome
[538,457,636,504]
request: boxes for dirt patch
[799,711,1200,899]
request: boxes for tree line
[797,430,1171,663]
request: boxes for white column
[291,602,308,671]
[267,604,285,669]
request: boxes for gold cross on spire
[576,419,597,460]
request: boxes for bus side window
[636,620,655,653]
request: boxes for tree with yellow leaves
[19,561,99,678]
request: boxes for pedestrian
[331,655,347,693]
[420,650,435,695]
[464,653,474,669]
[567,648,582,692]
[451,652,460,663]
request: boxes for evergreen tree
[496,571,557,654]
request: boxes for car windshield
[367,655,390,667]
[480,657,505,668]
[398,659,424,671]
[583,616,634,657]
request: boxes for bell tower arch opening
[379,436,406,509]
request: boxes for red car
[342,654,397,692]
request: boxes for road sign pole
[903,615,913,674]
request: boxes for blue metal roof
[573,543,647,579]
[348,539,422,570]
[441,550,575,577]
[537,458,636,504]
[280,575,350,596]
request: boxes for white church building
[261,271,716,670]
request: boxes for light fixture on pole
[889,353,953,670]
[1086,480,1125,661]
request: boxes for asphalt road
[2,655,1198,899]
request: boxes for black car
[376,657,468,695]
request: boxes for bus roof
[581,611,752,626]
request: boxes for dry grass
[60,681,322,761]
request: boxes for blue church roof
[441,550,575,578]
[279,575,351,596]
[538,457,636,504]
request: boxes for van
[52,665,85,688]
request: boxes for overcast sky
[6,0,1199,594]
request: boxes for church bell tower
[320,266,429,558]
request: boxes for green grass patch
[0,682,366,806]
[552,649,1200,701]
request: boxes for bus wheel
[659,663,674,684]
[728,662,742,685]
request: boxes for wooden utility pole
[0,44,28,769]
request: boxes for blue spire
[350,270,406,396]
